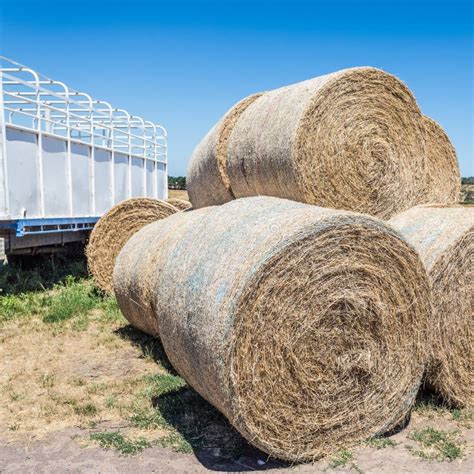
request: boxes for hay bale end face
[87,198,178,294]
[166,198,192,211]
[187,93,263,209]
[114,196,431,461]
[390,205,474,407]
[422,116,461,205]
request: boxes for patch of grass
[105,396,117,408]
[90,431,151,455]
[40,373,56,388]
[43,277,100,323]
[328,449,362,472]
[143,373,187,398]
[366,436,397,449]
[98,296,126,323]
[156,432,193,453]
[74,402,98,417]
[0,291,49,324]
[452,408,473,427]
[408,427,463,462]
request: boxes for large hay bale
[422,116,461,204]
[166,198,192,211]
[390,205,474,407]
[188,67,431,219]
[87,198,178,294]
[114,196,431,461]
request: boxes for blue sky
[1,0,473,176]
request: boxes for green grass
[156,432,193,454]
[90,431,151,455]
[451,408,473,427]
[129,374,187,430]
[366,437,397,449]
[0,265,123,327]
[329,449,354,468]
[408,427,463,462]
[42,277,100,323]
[73,402,98,417]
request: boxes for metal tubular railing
[0,57,167,165]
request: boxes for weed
[105,396,117,408]
[40,373,55,388]
[329,449,354,468]
[156,432,193,453]
[366,437,397,449]
[98,297,125,323]
[90,431,150,455]
[452,408,473,427]
[408,427,463,461]
[143,373,187,398]
[74,403,98,417]
[129,409,166,430]
[42,277,100,323]
[9,392,22,401]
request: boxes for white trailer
[0,56,167,256]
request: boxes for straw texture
[390,205,474,407]
[166,198,192,211]
[187,93,263,209]
[422,116,461,204]
[87,198,178,294]
[114,196,431,461]
[188,67,431,219]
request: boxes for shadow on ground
[114,325,176,374]
[0,244,88,295]
[154,388,288,472]
[115,324,287,471]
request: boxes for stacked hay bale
[390,205,474,407]
[166,198,192,211]
[114,196,432,461]
[188,67,460,218]
[87,198,178,294]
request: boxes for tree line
[168,176,186,189]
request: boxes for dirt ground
[1,413,473,473]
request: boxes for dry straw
[422,116,461,204]
[114,196,431,461]
[87,198,178,294]
[390,205,474,408]
[187,93,263,209]
[166,198,192,211]
[188,67,460,219]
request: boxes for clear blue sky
[1,0,473,176]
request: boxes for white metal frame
[0,55,167,219]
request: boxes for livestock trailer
[0,57,167,258]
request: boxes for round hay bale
[422,116,461,204]
[113,206,213,336]
[187,93,263,209]
[188,67,429,219]
[166,198,192,211]
[87,198,178,294]
[390,205,474,407]
[114,196,431,461]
